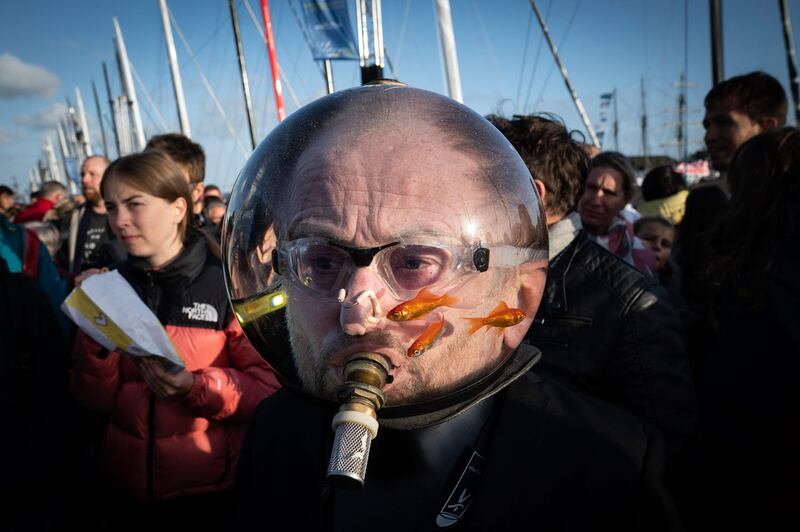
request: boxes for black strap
[433,406,496,528]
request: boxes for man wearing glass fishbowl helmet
[225,84,682,531]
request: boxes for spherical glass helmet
[222,84,548,413]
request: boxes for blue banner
[301,0,358,61]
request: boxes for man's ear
[192,182,205,204]
[503,259,548,350]
[533,178,547,207]
[758,116,780,131]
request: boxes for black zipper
[146,391,156,501]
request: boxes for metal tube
[528,0,599,146]
[159,0,191,137]
[229,0,257,149]
[259,0,286,122]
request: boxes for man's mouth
[329,346,404,386]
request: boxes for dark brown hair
[712,127,800,306]
[100,151,194,243]
[704,71,787,126]
[641,165,686,202]
[145,133,206,184]
[487,113,588,218]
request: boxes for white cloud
[0,126,25,143]
[14,102,67,130]
[0,52,60,99]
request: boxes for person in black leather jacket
[488,114,696,464]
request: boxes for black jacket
[525,230,696,451]
[236,346,682,531]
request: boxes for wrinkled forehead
[283,121,511,246]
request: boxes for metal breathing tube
[326,352,393,489]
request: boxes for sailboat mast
[92,81,109,157]
[229,0,257,149]
[259,0,286,122]
[613,87,619,151]
[355,0,385,84]
[779,0,800,124]
[710,0,724,85]
[641,76,649,168]
[433,0,463,103]
[528,0,599,146]
[159,0,191,137]
[75,87,93,157]
[113,17,146,150]
[102,62,121,158]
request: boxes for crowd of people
[1,70,797,531]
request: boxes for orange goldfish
[388,288,458,321]
[463,301,526,335]
[407,317,446,357]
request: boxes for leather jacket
[525,230,696,449]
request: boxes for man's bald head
[239,84,546,250]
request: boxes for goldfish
[388,288,459,321]
[463,301,526,335]
[407,317,446,357]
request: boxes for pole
[683,0,689,163]
[324,59,335,94]
[75,87,93,157]
[433,0,463,102]
[92,81,109,157]
[710,0,724,85]
[259,0,286,122]
[102,62,121,157]
[355,0,384,84]
[229,0,257,149]
[113,17,146,150]
[613,87,619,151]
[780,0,800,125]
[641,76,649,168]
[56,124,70,184]
[159,0,191,137]
[677,73,686,161]
[528,0,599,146]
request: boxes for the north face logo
[182,302,218,323]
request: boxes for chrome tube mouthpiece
[326,352,393,489]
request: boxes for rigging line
[471,0,503,86]
[243,0,303,110]
[522,0,553,113]
[532,0,582,111]
[514,10,534,114]
[169,7,249,159]
[130,60,169,132]
[393,0,412,77]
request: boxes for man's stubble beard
[285,301,489,405]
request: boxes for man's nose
[339,267,389,336]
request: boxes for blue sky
[1,0,796,194]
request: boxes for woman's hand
[75,268,103,286]
[135,357,195,399]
